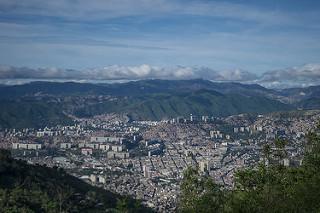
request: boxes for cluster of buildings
[1,110,320,212]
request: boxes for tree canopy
[179,125,320,212]
[0,149,151,213]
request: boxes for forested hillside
[0,80,295,128]
[0,150,151,212]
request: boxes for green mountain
[0,79,297,128]
[0,79,279,99]
[74,89,293,120]
[0,149,151,212]
[297,98,320,109]
[280,85,320,109]
[0,100,72,129]
[281,85,320,100]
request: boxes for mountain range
[0,79,319,128]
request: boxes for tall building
[199,161,209,173]
[143,165,150,178]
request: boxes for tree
[56,185,73,213]
[274,138,288,164]
[262,144,271,165]
[116,197,129,213]
[179,123,320,212]
[179,167,224,213]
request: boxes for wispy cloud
[0,0,315,27]
[0,35,170,50]
[0,0,317,24]
[0,1,319,73]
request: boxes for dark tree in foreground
[179,167,224,212]
[179,123,320,213]
[0,149,152,213]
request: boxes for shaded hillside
[297,98,320,109]
[0,79,280,99]
[0,81,107,99]
[281,85,320,109]
[0,100,72,129]
[0,80,302,128]
[281,85,320,100]
[74,90,293,120]
[0,149,151,212]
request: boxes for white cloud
[215,69,257,82]
[0,64,250,81]
[258,64,320,88]
[0,63,319,88]
[260,64,320,82]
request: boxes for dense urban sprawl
[1,111,319,212]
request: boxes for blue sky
[0,0,320,83]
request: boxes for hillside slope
[0,80,298,128]
[74,90,293,120]
[0,79,279,99]
[0,100,72,129]
[0,149,151,212]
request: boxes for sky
[0,0,320,87]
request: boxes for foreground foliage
[0,150,151,212]
[179,124,320,212]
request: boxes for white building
[199,161,210,172]
[60,143,72,149]
[12,143,42,150]
[107,151,129,159]
[111,145,124,152]
[90,136,123,143]
[36,130,54,137]
[86,143,100,150]
[99,144,111,151]
[81,148,93,155]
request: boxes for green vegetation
[298,98,320,109]
[0,89,291,129]
[0,100,73,129]
[0,79,277,99]
[0,150,151,212]
[179,125,320,212]
[179,167,225,213]
[75,90,292,120]
[0,89,292,129]
[0,80,295,128]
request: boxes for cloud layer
[260,64,320,88]
[0,64,258,82]
[0,64,319,88]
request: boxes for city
[1,110,319,211]
[1,0,320,212]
